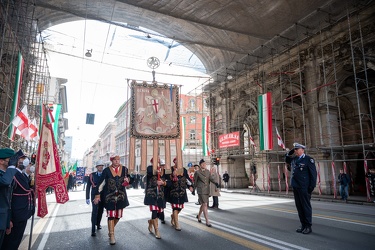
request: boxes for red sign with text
[219,131,240,148]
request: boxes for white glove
[86,199,90,205]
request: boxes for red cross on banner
[152,99,159,113]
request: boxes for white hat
[95,160,104,167]
[160,159,165,165]
[293,142,306,149]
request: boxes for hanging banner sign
[219,131,240,148]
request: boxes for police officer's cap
[293,142,306,149]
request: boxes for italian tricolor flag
[202,116,210,156]
[258,92,273,151]
[181,117,186,151]
[8,52,24,141]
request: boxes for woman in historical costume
[168,157,194,231]
[93,155,133,245]
[144,158,167,239]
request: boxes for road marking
[256,206,375,227]
[180,217,272,250]
[19,203,57,249]
[37,203,61,250]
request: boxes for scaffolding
[204,2,375,198]
[0,0,50,152]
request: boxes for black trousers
[1,220,28,250]
[91,201,104,232]
[293,188,312,227]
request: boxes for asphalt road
[20,187,375,250]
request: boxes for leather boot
[108,220,116,245]
[170,214,175,227]
[114,218,119,227]
[152,219,161,239]
[148,219,153,234]
[173,210,181,231]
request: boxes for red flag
[276,127,285,150]
[11,105,30,140]
[35,106,69,218]
[29,118,39,141]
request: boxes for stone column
[304,54,321,148]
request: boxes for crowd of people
[2,143,375,248]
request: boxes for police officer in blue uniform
[86,160,105,236]
[285,143,317,234]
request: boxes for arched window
[189,99,195,109]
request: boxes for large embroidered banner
[130,81,180,139]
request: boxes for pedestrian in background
[285,143,317,235]
[0,148,17,248]
[86,161,105,236]
[222,170,229,189]
[209,166,220,209]
[366,168,375,203]
[338,168,350,202]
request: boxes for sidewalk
[220,188,375,206]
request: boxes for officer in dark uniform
[2,150,35,250]
[86,160,105,236]
[285,143,317,235]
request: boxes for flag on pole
[35,105,69,218]
[69,161,78,174]
[181,117,186,151]
[202,116,210,156]
[276,127,285,150]
[11,105,30,140]
[258,92,273,150]
[248,132,257,149]
[8,52,24,141]
[46,104,62,143]
[29,118,39,141]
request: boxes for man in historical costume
[169,157,194,231]
[1,150,35,250]
[194,159,219,227]
[86,160,105,236]
[285,143,317,235]
[0,148,18,248]
[144,157,167,239]
[93,155,133,245]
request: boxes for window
[190,116,196,123]
[189,99,195,109]
[190,130,196,140]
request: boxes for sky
[42,20,210,159]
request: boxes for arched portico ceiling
[34,0,368,86]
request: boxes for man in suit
[86,160,105,236]
[194,159,219,227]
[1,150,35,250]
[0,148,17,248]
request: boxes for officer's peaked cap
[293,142,306,149]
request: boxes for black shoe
[196,215,201,223]
[195,202,200,205]
[161,220,165,224]
[296,227,305,233]
[209,206,214,208]
[97,225,102,230]
[302,227,312,234]
[91,232,96,237]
